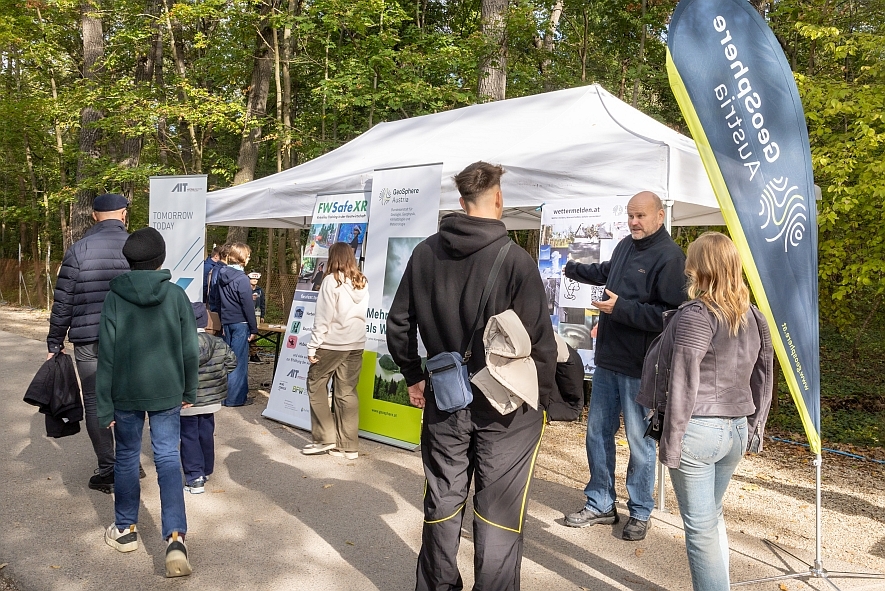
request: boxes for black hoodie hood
[438,212,508,259]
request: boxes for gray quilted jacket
[636,300,774,468]
[196,331,237,407]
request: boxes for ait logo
[758,177,807,252]
[378,187,392,205]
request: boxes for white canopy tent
[206,84,722,230]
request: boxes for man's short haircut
[454,162,505,205]
[211,244,223,256]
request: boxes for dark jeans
[180,413,216,483]
[74,342,115,476]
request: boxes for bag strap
[462,240,512,361]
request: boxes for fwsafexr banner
[358,163,443,449]
[263,191,369,432]
[148,175,208,302]
[668,0,821,452]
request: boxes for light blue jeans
[583,367,656,520]
[113,406,187,540]
[668,417,748,591]
[223,322,250,406]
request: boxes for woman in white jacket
[302,242,369,459]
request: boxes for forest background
[0,0,882,449]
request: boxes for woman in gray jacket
[637,232,773,591]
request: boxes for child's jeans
[180,412,216,483]
[113,406,187,540]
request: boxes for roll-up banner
[668,0,821,452]
[263,190,369,431]
[540,197,631,377]
[358,163,443,449]
[148,175,208,302]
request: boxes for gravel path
[3,303,883,588]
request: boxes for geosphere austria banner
[668,0,821,452]
[358,163,443,449]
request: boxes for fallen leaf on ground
[741,484,760,491]
[616,439,628,447]
[634,548,645,557]
[323,484,333,489]
[0,563,7,570]
[50,565,60,569]
[779,583,789,591]
[346,541,354,546]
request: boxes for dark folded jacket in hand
[24,353,84,438]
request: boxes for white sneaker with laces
[105,523,138,552]
[302,443,335,455]
[165,532,192,578]
[329,449,358,460]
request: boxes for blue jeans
[668,417,748,591]
[584,367,656,520]
[113,406,187,540]
[223,322,250,406]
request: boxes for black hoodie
[564,225,686,378]
[387,212,557,411]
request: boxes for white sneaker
[165,532,192,578]
[302,443,335,455]
[329,449,358,460]
[105,524,138,552]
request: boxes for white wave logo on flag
[758,177,808,252]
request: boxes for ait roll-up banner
[668,0,821,452]
[540,197,630,377]
[263,191,369,431]
[358,163,443,449]
[148,175,208,302]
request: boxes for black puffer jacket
[47,220,130,353]
[195,331,237,406]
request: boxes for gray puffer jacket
[636,300,773,468]
[196,332,237,407]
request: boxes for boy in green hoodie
[96,227,199,578]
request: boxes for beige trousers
[307,348,363,452]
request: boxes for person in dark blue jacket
[216,242,257,406]
[202,244,222,303]
[47,193,130,493]
[206,244,230,313]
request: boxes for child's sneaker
[105,524,138,552]
[329,449,358,460]
[184,476,206,494]
[165,532,192,578]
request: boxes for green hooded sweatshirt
[96,270,199,427]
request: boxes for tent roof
[206,84,722,230]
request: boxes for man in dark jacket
[562,191,686,541]
[387,162,557,591]
[46,193,130,492]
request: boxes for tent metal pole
[654,199,676,515]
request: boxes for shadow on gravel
[224,436,416,590]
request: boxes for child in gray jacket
[181,303,237,493]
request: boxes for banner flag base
[732,455,885,589]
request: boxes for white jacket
[307,273,369,357]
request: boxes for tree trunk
[288,229,301,274]
[276,230,287,274]
[72,0,105,243]
[232,0,276,186]
[226,226,248,244]
[280,0,297,169]
[478,0,507,101]
[120,0,161,202]
[538,0,564,92]
[153,23,169,167]
[163,0,202,172]
[631,0,647,108]
[273,28,283,174]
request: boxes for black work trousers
[416,397,545,591]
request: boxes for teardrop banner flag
[667,0,821,453]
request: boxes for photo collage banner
[540,196,630,376]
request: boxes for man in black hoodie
[47,193,131,493]
[387,162,556,591]
[562,191,686,541]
